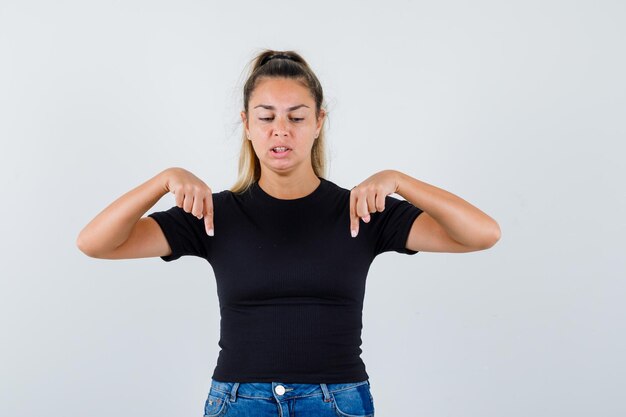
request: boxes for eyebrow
[253,104,310,111]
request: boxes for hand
[350,170,400,238]
[164,167,214,236]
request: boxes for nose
[273,117,288,136]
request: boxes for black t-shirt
[147,177,423,383]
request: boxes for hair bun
[260,53,295,66]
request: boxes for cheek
[250,140,262,153]
[251,125,271,136]
[249,139,269,157]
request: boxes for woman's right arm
[76,167,214,259]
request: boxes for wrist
[157,168,175,194]
[393,170,406,195]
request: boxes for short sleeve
[371,195,423,256]
[147,206,207,262]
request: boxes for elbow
[465,221,501,252]
[479,221,501,250]
[76,231,101,258]
[76,235,92,257]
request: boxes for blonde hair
[229,49,328,194]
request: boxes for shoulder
[209,189,237,210]
[320,177,350,195]
[212,189,230,201]
[211,187,256,210]
[316,178,352,209]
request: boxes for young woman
[77,49,500,417]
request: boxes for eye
[291,118,304,122]
[259,117,273,121]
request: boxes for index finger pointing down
[204,194,214,236]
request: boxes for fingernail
[351,229,357,238]
[207,228,214,236]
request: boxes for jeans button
[275,385,286,395]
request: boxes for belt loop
[320,383,331,402]
[229,382,240,403]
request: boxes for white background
[1,1,624,416]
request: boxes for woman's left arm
[350,170,501,253]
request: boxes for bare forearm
[394,170,501,249]
[76,168,171,256]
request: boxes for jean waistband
[210,378,370,402]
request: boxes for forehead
[250,77,314,109]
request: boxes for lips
[270,146,291,158]
[271,145,291,152]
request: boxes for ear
[240,111,249,138]
[315,109,326,136]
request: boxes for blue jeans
[203,378,375,417]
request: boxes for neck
[258,170,321,200]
